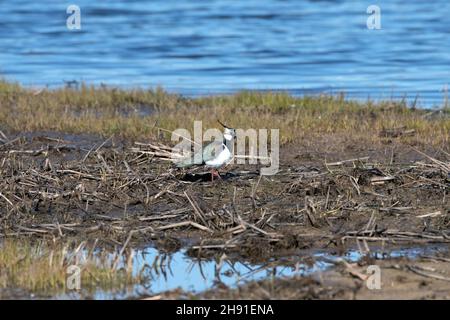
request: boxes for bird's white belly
[205,147,231,168]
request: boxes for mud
[188,247,450,300]
[0,131,448,299]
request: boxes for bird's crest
[217,119,230,129]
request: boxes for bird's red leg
[210,169,221,181]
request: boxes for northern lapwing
[175,120,236,181]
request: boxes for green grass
[0,79,448,148]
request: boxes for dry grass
[0,80,448,148]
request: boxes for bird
[175,120,236,181]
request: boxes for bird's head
[223,127,236,141]
[218,120,236,141]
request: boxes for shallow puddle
[57,244,448,300]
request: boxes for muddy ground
[188,252,450,300]
[0,131,449,299]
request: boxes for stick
[184,191,209,228]
[407,265,450,282]
[0,191,13,206]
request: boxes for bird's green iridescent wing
[174,141,222,168]
[202,140,222,162]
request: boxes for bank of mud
[181,248,450,300]
[0,130,448,299]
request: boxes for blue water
[1,0,450,106]
[56,245,447,299]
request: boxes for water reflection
[58,245,448,299]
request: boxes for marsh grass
[0,239,138,296]
[0,80,448,147]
